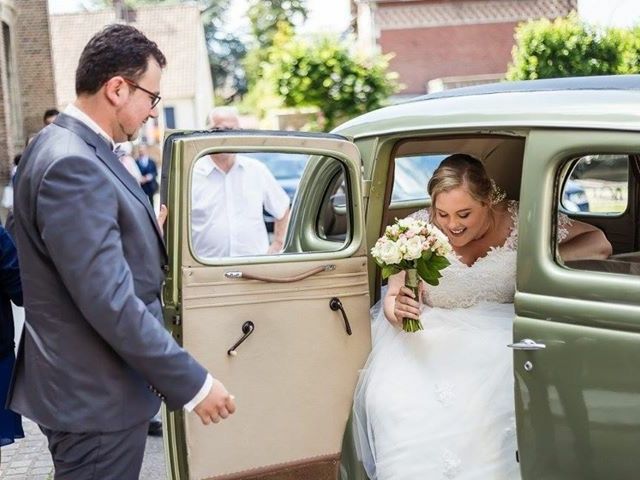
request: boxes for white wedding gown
[353,202,526,480]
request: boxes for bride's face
[433,186,491,247]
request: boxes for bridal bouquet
[371,217,452,332]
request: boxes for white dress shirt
[64,104,116,150]
[191,154,290,258]
[64,103,212,412]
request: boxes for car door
[514,129,640,480]
[161,131,372,480]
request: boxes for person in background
[191,107,291,257]
[136,143,159,208]
[10,155,20,183]
[42,109,59,126]
[116,142,143,184]
[0,224,23,455]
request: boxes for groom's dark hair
[75,24,166,95]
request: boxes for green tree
[90,0,247,98]
[247,0,307,49]
[244,0,308,90]
[507,13,623,80]
[268,35,399,130]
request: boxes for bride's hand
[387,287,421,327]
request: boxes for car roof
[334,75,640,139]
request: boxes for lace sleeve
[557,212,573,243]
[408,208,430,223]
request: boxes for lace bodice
[410,201,518,309]
[410,201,572,309]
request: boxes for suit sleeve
[35,156,207,410]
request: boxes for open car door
[161,131,371,480]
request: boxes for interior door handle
[508,339,546,351]
[224,264,335,283]
[228,321,255,356]
[329,297,352,335]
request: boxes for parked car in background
[562,179,590,212]
[244,152,308,231]
[162,75,640,480]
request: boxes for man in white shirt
[192,107,291,257]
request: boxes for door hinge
[362,179,372,198]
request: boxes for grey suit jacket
[9,113,207,433]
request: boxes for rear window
[392,154,446,202]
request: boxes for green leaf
[381,265,401,279]
[429,255,451,270]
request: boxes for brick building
[354,0,577,98]
[0,0,56,179]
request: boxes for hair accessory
[489,179,506,205]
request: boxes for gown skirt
[353,300,521,480]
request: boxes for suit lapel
[55,114,167,258]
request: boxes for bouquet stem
[403,268,423,333]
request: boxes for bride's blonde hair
[428,154,503,221]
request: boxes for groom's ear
[104,77,128,107]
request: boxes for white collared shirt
[64,104,116,150]
[191,155,290,258]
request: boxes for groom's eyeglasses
[123,79,161,109]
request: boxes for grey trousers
[39,420,149,480]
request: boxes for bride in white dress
[353,154,612,480]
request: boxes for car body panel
[514,129,640,479]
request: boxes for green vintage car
[161,75,640,480]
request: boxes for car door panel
[182,259,370,479]
[162,132,371,480]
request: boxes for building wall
[0,0,56,180]
[365,0,577,96]
[15,0,57,139]
[381,21,517,93]
[0,1,20,178]
[164,97,197,130]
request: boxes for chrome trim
[508,338,547,351]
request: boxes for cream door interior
[162,132,372,480]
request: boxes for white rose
[397,218,413,230]
[404,235,424,260]
[377,240,402,265]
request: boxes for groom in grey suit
[10,25,235,479]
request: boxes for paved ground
[0,419,166,479]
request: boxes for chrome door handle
[507,339,546,351]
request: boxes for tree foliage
[268,35,399,130]
[244,0,308,90]
[247,0,307,50]
[507,13,639,80]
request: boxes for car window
[188,151,350,261]
[556,154,639,277]
[391,154,446,202]
[561,154,628,214]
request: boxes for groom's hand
[194,379,237,425]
